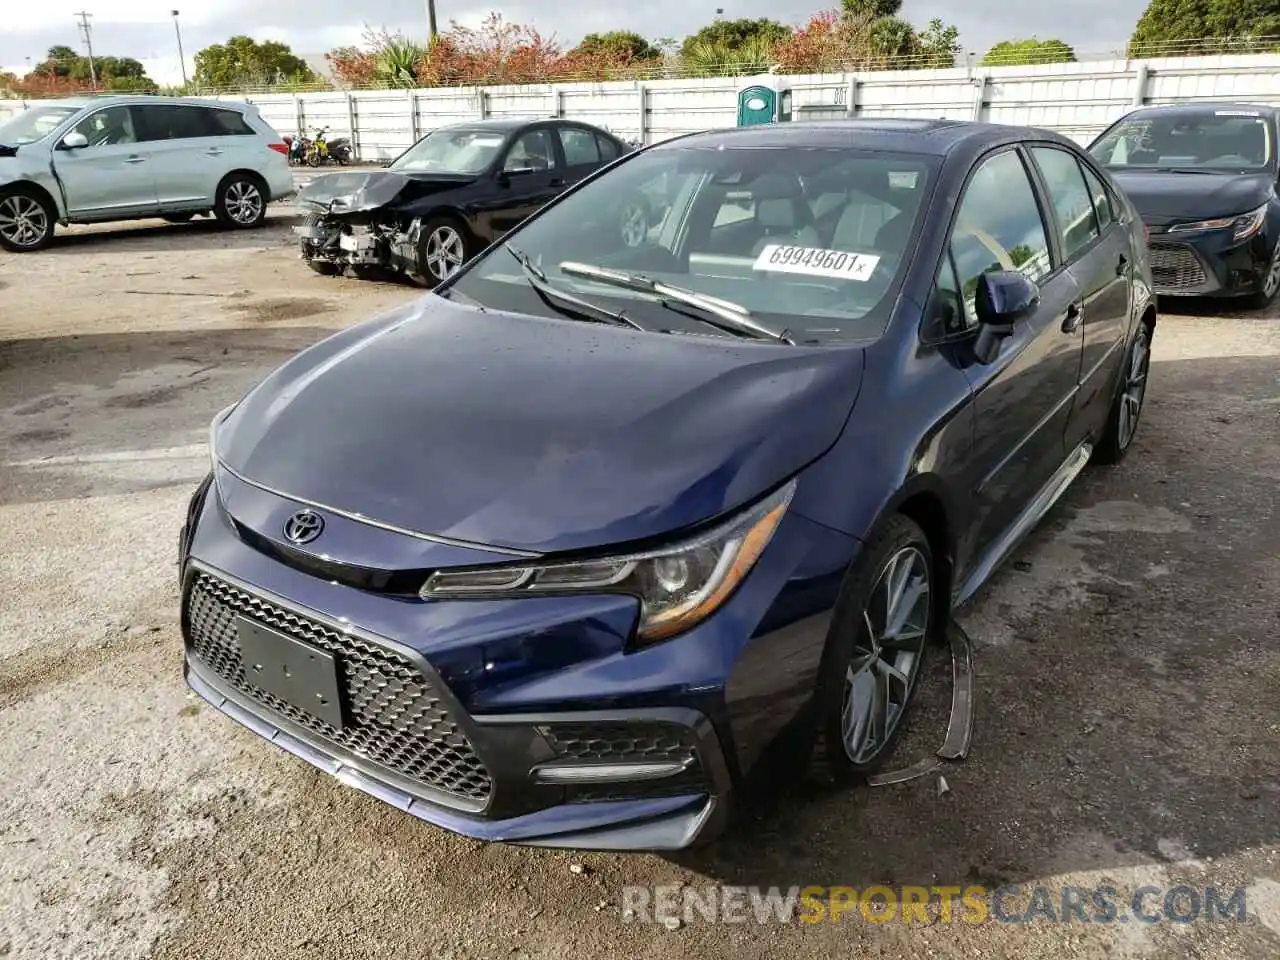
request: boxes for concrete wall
[3,53,1277,161]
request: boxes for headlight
[1169,203,1268,242]
[420,480,796,644]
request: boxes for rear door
[489,127,564,238]
[946,147,1084,569]
[553,124,605,187]
[54,105,159,219]
[136,104,226,209]
[1026,145,1132,451]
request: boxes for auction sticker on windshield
[753,244,880,281]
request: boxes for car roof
[1118,101,1279,119]
[650,118,1079,157]
[25,94,254,111]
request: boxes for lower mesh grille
[184,571,493,805]
[1148,242,1208,290]
[541,720,708,803]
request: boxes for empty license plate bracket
[236,616,345,729]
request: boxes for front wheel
[814,514,935,783]
[0,186,56,252]
[1093,321,1152,465]
[214,174,267,229]
[416,216,472,288]
[1247,241,1280,309]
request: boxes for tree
[917,18,961,68]
[841,0,902,17]
[679,18,791,59]
[571,31,660,62]
[194,36,316,89]
[982,37,1077,65]
[28,45,154,91]
[1129,0,1280,56]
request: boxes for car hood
[1107,169,1276,225]
[216,296,864,555]
[296,169,477,213]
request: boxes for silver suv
[0,95,296,252]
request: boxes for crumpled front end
[294,215,421,274]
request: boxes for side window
[948,149,1053,329]
[138,104,217,142]
[930,251,968,336]
[596,134,620,162]
[69,106,137,147]
[1031,146,1100,261]
[1078,163,1115,231]
[557,127,601,166]
[209,108,255,136]
[503,129,557,172]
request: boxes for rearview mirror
[60,131,88,150]
[972,270,1039,363]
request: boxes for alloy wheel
[1116,327,1150,451]
[0,195,49,249]
[224,181,263,224]
[840,545,930,765]
[620,202,648,247]
[1264,244,1280,299]
[424,225,465,281]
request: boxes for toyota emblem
[283,510,324,545]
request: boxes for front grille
[1148,242,1208,290]
[185,571,493,805]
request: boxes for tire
[619,198,650,247]
[163,213,195,224]
[813,514,936,784]
[415,215,472,288]
[1246,240,1280,309]
[1092,320,1152,465]
[213,173,267,229]
[0,186,56,252]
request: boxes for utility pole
[172,10,188,85]
[426,0,438,40]
[74,11,97,88]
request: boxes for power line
[74,11,97,87]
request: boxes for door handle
[205,148,224,157]
[1116,254,1129,277]
[1062,302,1082,334]
[124,155,147,164]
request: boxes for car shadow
[40,208,305,255]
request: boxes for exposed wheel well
[1,180,60,220]
[219,169,269,197]
[895,490,953,632]
[1141,303,1156,333]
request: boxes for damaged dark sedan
[294,118,630,285]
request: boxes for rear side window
[597,134,619,162]
[209,108,255,136]
[557,127,601,166]
[1031,146,1100,262]
[138,104,226,141]
[1078,163,1115,231]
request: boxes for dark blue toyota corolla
[180,119,1155,850]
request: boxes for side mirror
[60,131,89,150]
[972,270,1039,363]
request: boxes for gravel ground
[1,210,1278,960]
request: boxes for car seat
[749,174,821,255]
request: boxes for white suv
[0,95,296,252]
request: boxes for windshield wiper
[558,262,793,344]
[506,245,643,331]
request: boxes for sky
[2,0,1152,86]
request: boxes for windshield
[1090,110,1274,173]
[390,127,508,174]
[0,104,79,146]
[447,144,937,343]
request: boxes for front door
[53,105,158,220]
[947,147,1086,570]
[488,128,564,238]
[1028,145,1134,449]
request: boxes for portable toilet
[736,74,793,127]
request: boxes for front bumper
[1146,226,1274,297]
[178,472,852,849]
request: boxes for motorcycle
[305,127,330,167]
[327,136,354,165]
